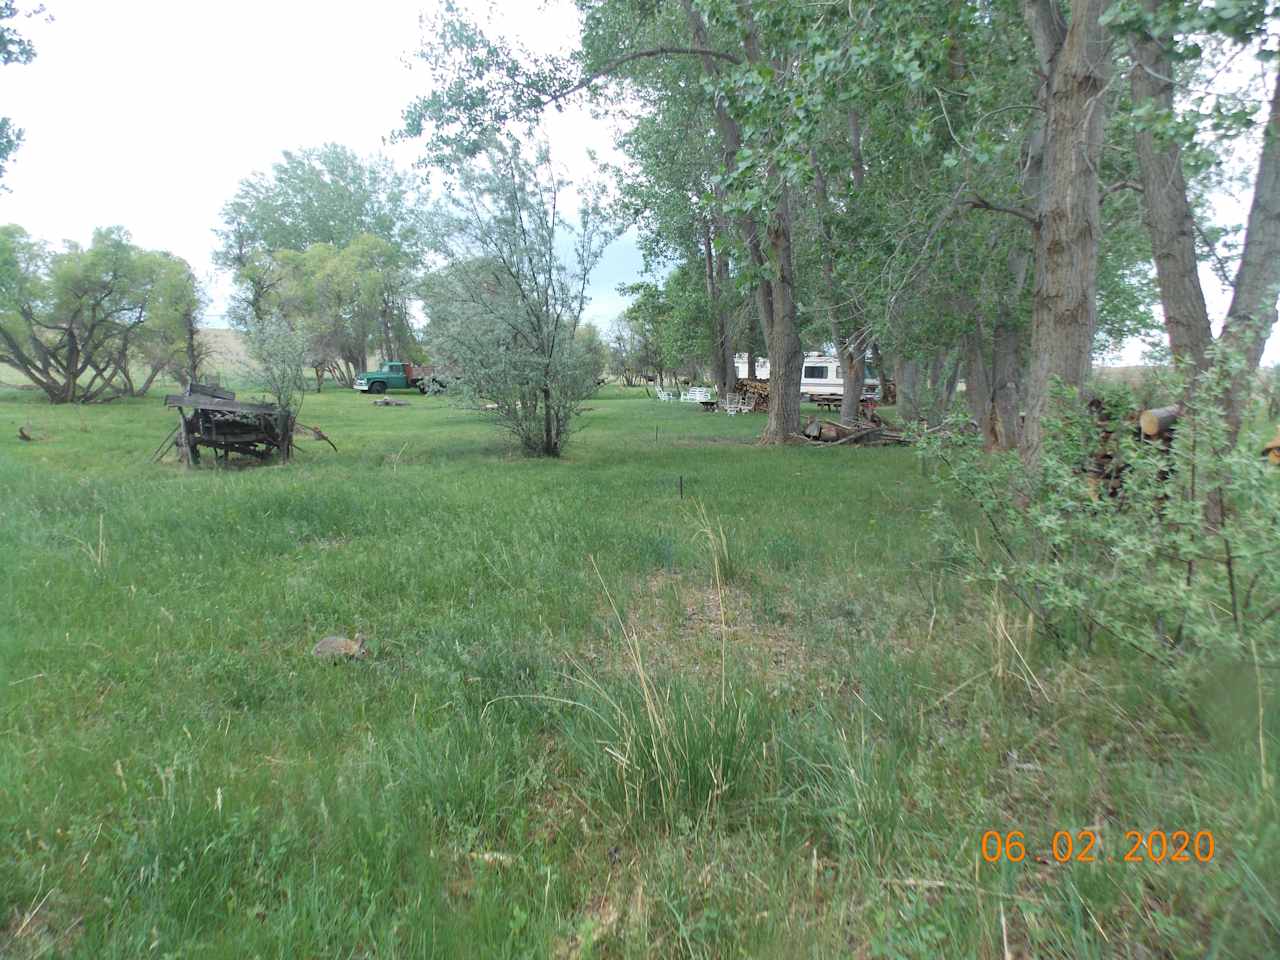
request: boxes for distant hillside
[200,327,254,376]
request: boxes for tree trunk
[964,327,992,426]
[1217,71,1280,441]
[1129,5,1212,370]
[764,183,802,440]
[1130,14,1280,446]
[842,340,867,425]
[897,359,921,420]
[704,220,735,400]
[992,314,1023,450]
[1020,0,1112,467]
[183,308,201,385]
[542,384,555,456]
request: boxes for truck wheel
[369,381,386,395]
[418,382,428,394]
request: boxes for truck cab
[353,362,410,394]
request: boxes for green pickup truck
[352,362,444,395]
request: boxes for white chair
[655,387,676,402]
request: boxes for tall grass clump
[562,558,775,831]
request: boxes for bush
[925,371,1279,749]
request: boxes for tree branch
[963,195,1038,225]
[545,47,741,105]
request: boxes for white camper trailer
[733,353,880,400]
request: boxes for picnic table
[811,393,843,411]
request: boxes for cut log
[1139,405,1180,438]
[1262,427,1280,465]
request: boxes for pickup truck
[353,362,444,395]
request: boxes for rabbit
[311,631,368,661]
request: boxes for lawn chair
[655,387,676,402]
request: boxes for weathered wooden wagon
[163,384,293,467]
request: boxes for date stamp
[981,829,1216,864]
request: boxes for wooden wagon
[164,384,293,467]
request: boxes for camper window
[803,365,828,379]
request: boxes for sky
[1,0,1275,365]
[0,0,643,330]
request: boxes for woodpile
[734,378,770,412]
[1085,397,1135,498]
[1262,426,1280,466]
[800,414,909,446]
[1086,400,1188,498]
[1139,405,1180,439]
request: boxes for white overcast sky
[0,0,1274,365]
[0,0,643,330]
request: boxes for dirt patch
[3,890,84,959]
[585,570,822,694]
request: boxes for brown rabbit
[311,631,368,661]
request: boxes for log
[1263,427,1280,466]
[1139,405,1180,438]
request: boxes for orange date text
[980,829,1215,864]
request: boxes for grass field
[1,383,1276,957]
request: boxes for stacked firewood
[734,379,770,412]
[1086,402,1187,499]
[1085,397,1137,498]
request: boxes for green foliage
[245,308,307,415]
[216,144,426,262]
[0,1,47,183]
[619,263,711,380]
[0,224,203,402]
[928,365,1280,701]
[420,137,611,457]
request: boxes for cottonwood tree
[216,145,426,364]
[1118,0,1280,443]
[420,138,610,457]
[272,235,419,389]
[402,0,811,440]
[0,225,201,402]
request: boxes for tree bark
[1130,14,1280,445]
[992,313,1023,449]
[678,0,802,441]
[764,182,803,440]
[1020,0,1113,467]
[964,326,992,426]
[1215,71,1280,440]
[1129,5,1212,370]
[703,219,735,399]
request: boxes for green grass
[1,383,1276,957]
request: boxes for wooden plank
[188,382,235,400]
[164,394,280,415]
